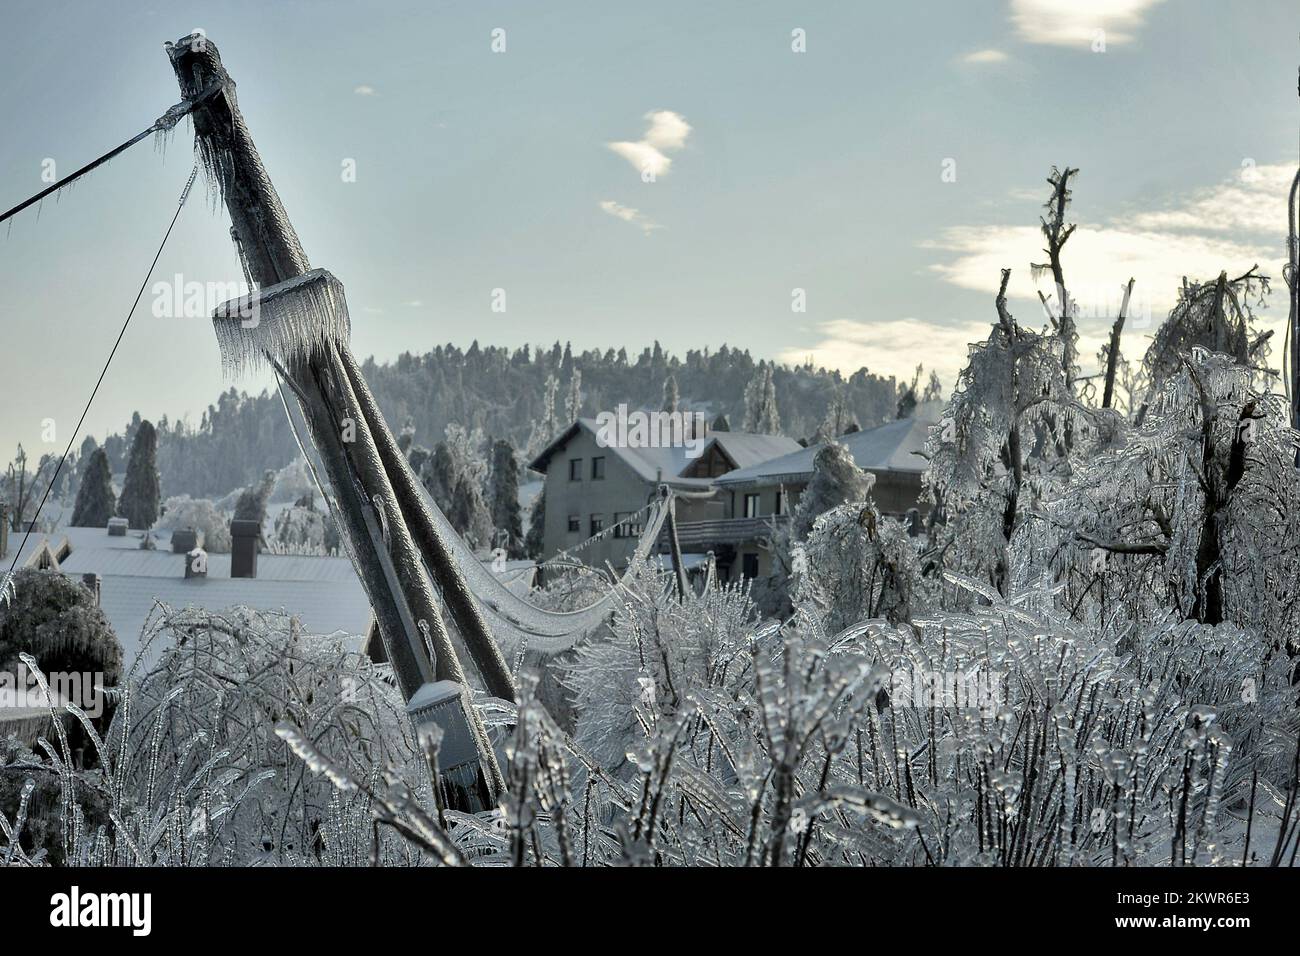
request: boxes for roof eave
[527,420,584,473]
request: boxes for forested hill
[108,341,901,499]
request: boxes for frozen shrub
[270,501,327,555]
[480,571,1288,866]
[270,456,317,503]
[923,294,1076,595]
[564,557,759,771]
[233,469,275,526]
[792,502,929,630]
[1034,349,1300,637]
[0,568,121,684]
[1,606,431,866]
[157,495,231,552]
[761,442,876,616]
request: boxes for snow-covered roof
[56,526,359,583]
[98,575,371,671]
[2,529,67,570]
[528,419,799,486]
[716,414,936,487]
[11,525,373,669]
[707,432,804,470]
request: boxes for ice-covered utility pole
[165,33,512,808]
[1290,44,1300,448]
[660,485,688,602]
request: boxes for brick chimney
[230,519,260,578]
[81,573,101,605]
[171,528,199,553]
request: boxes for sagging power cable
[1,165,200,606]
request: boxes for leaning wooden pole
[660,486,689,602]
[337,348,516,700]
[1291,51,1300,443]
[166,33,506,804]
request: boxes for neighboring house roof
[96,576,371,672]
[8,525,373,670]
[57,528,359,584]
[2,530,69,570]
[528,419,800,487]
[8,525,539,672]
[706,432,804,471]
[716,414,937,487]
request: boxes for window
[775,490,786,516]
[613,511,643,538]
[568,459,582,481]
[743,493,761,519]
[590,515,605,535]
[742,553,759,579]
[567,515,580,533]
[591,456,606,480]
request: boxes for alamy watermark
[889,666,1003,715]
[594,403,709,458]
[1038,279,1154,330]
[50,887,151,936]
[152,274,259,328]
[0,664,106,718]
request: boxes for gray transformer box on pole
[406,680,493,813]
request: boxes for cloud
[1128,162,1295,234]
[779,318,988,383]
[923,161,1292,360]
[353,85,378,96]
[926,224,1272,344]
[599,200,661,234]
[962,49,1010,65]
[642,110,691,151]
[1009,0,1166,48]
[608,141,674,178]
[608,110,692,178]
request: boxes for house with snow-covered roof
[703,411,938,582]
[527,415,801,575]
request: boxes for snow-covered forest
[46,344,900,501]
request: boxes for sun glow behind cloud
[1009,0,1168,48]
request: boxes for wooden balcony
[658,513,791,552]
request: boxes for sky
[1,0,1297,462]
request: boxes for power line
[1,165,200,605]
[0,84,220,228]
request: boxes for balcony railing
[658,513,791,551]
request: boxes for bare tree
[4,444,49,532]
[1033,166,1080,393]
